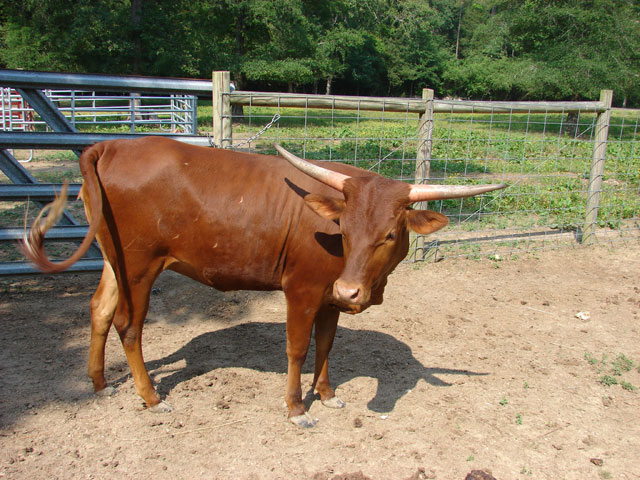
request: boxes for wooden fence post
[416,88,434,184]
[414,88,434,260]
[212,71,232,148]
[582,89,613,244]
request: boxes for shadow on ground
[1,272,485,428]
[145,322,486,413]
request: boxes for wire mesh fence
[220,91,640,260]
[1,70,638,274]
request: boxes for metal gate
[0,69,212,275]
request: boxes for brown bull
[22,137,505,427]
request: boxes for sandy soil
[1,245,639,480]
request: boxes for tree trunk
[231,75,245,120]
[231,102,244,120]
[130,0,144,74]
[232,9,247,120]
[455,1,464,60]
[561,112,579,137]
[325,75,333,95]
[235,8,245,60]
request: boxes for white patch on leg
[95,386,117,397]
[321,396,346,409]
[289,412,317,428]
[147,400,173,413]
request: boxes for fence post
[414,88,434,260]
[416,88,434,184]
[212,71,232,148]
[582,89,613,244]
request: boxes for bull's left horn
[275,144,350,192]
[408,183,507,202]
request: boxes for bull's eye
[386,231,396,241]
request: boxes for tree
[443,0,640,105]
[221,0,316,92]
[380,0,449,96]
[1,0,79,71]
[1,0,638,105]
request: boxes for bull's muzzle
[333,279,369,305]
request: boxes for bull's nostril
[334,281,361,303]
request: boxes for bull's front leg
[283,294,319,428]
[312,305,345,409]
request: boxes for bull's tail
[20,142,106,273]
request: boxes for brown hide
[22,136,501,427]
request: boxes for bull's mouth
[330,300,368,315]
[330,290,383,315]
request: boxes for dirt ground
[1,245,639,480]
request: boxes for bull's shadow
[145,322,485,413]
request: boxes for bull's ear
[304,194,345,221]
[406,209,449,234]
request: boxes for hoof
[321,396,346,409]
[289,412,317,428]
[147,400,173,413]
[95,386,117,397]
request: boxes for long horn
[408,183,507,202]
[275,144,350,192]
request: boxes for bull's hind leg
[312,306,345,409]
[88,261,119,395]
[111,261,171,412]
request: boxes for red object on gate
[1,88,34,131]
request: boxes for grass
[585,351,638,392]
[612,353,634,374]
[621,381,636,392]
[600,375,619,387]
[226,105,639,240]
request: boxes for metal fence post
[191,96,198,134]
[212,71,232,148]
[414,88,434,259]
[582,89,613,244]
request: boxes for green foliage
[587,352,638,391]
[585,352,598,366]
[1,0,637,105]
[612,354,635,375]
[444,0,640,105]
[621,381,636,392]
[599,375,618,387]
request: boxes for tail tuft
[20,182,71,273]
